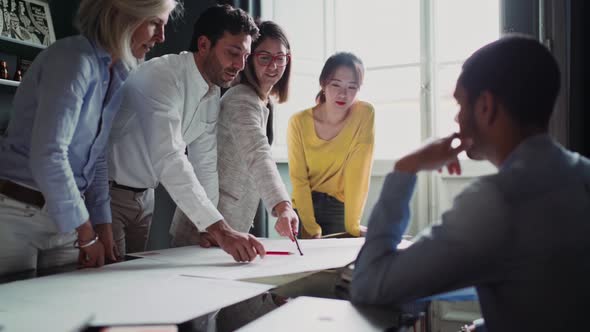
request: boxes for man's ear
[197,35,212,54]
[476,91,499,126]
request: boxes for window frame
[261,0,500,228]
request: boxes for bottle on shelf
[0,61,8,80]
[13,69,22,82]
[17,59,32,77]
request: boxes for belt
[111,181,147,193]
[0,179,45,208]
[311,191,340,202]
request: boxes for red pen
[266,251,293,255]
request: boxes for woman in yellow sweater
[287,52,375,238]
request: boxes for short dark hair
[188,4,259,52]
[458,34,561,130]
[241,20,291,103]
[316,52,364,104]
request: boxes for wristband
[74,234,99,249]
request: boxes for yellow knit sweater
[287,101,375,237]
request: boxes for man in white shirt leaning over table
[108,5,273,262]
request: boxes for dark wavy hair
[458,34,560,130]
[316,52,364,104]
[241,20,291,103]
[188,4,259,52]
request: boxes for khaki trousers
[0,194,77,276]
[169,207,201,247]
[110,186,154,256]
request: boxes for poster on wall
[0,0,55,48]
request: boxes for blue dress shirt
[351,134,590,331]
[0,35,129,232]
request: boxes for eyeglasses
[253,52,290,67]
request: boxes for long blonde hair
[76,0,181,68]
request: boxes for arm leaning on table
[28,49,109,266]
[350,165,510,305]
[343,104,374,237]
[129,68,223,232]
[224,93,295,237]
[129,66,265,262]
[29,54,92,233]
[84,150,118,261]
[186,110,220,209]
[183,118,219,247]
[287,113,321,237]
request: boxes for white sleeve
[224,95,289,214]
[186,97,220,207]
[130,68,223,230]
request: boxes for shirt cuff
[382,171,417,203]
[184,200,224,231]
[365,171,416,243]
[303,223,322,237]
[48,196,90,232]
[347,225,361,237]
[87,201,112,225]
[268,199,291,217]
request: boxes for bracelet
[74,234,99,249]
[272,201,291,217]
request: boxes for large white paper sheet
[0,237,412,331]
[0,262,271,331]
[0,298,93,332]
[129,238,412,281]
[129,238,367,280]
[237,296,399,331]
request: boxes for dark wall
[48,0,79,39]
[502,0,538,35]
[46,0,219,56]
[149,0,263,59]
[0,0,79,133]
[148,0,217,59]
[502,0,587,157]
[147,1,266,249]
[568,0,588,157]
[147,1,217,250]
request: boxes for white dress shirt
[108,52,222,230]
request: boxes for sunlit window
[262,0,500,161]
[434,0,500,138]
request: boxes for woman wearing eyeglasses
[215,21,299,244]
[287,52,374,239]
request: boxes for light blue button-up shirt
[351,134,590,331]
[0,35,129,232]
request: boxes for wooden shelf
[0,36,46,50]
[0,37,45,61]
[0,78,20,87]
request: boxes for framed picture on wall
[0,0,55,48]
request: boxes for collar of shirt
[189,53,220,102]
[500,133,553,172]
[90,39,130,86]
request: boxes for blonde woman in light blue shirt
[0,0,179,276]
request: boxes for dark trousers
[297,191,345,237]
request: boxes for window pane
[361,66,421,104]
[335,0,420,67]
[434,0,500,161]
[436,63,461,98]
[435,63,461,136]
[274,0,325,62]
[273,73,318,148]
[434,0,500,62]
[360,66,421,160]
[436,98,459,136]
[374,102,422,160]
